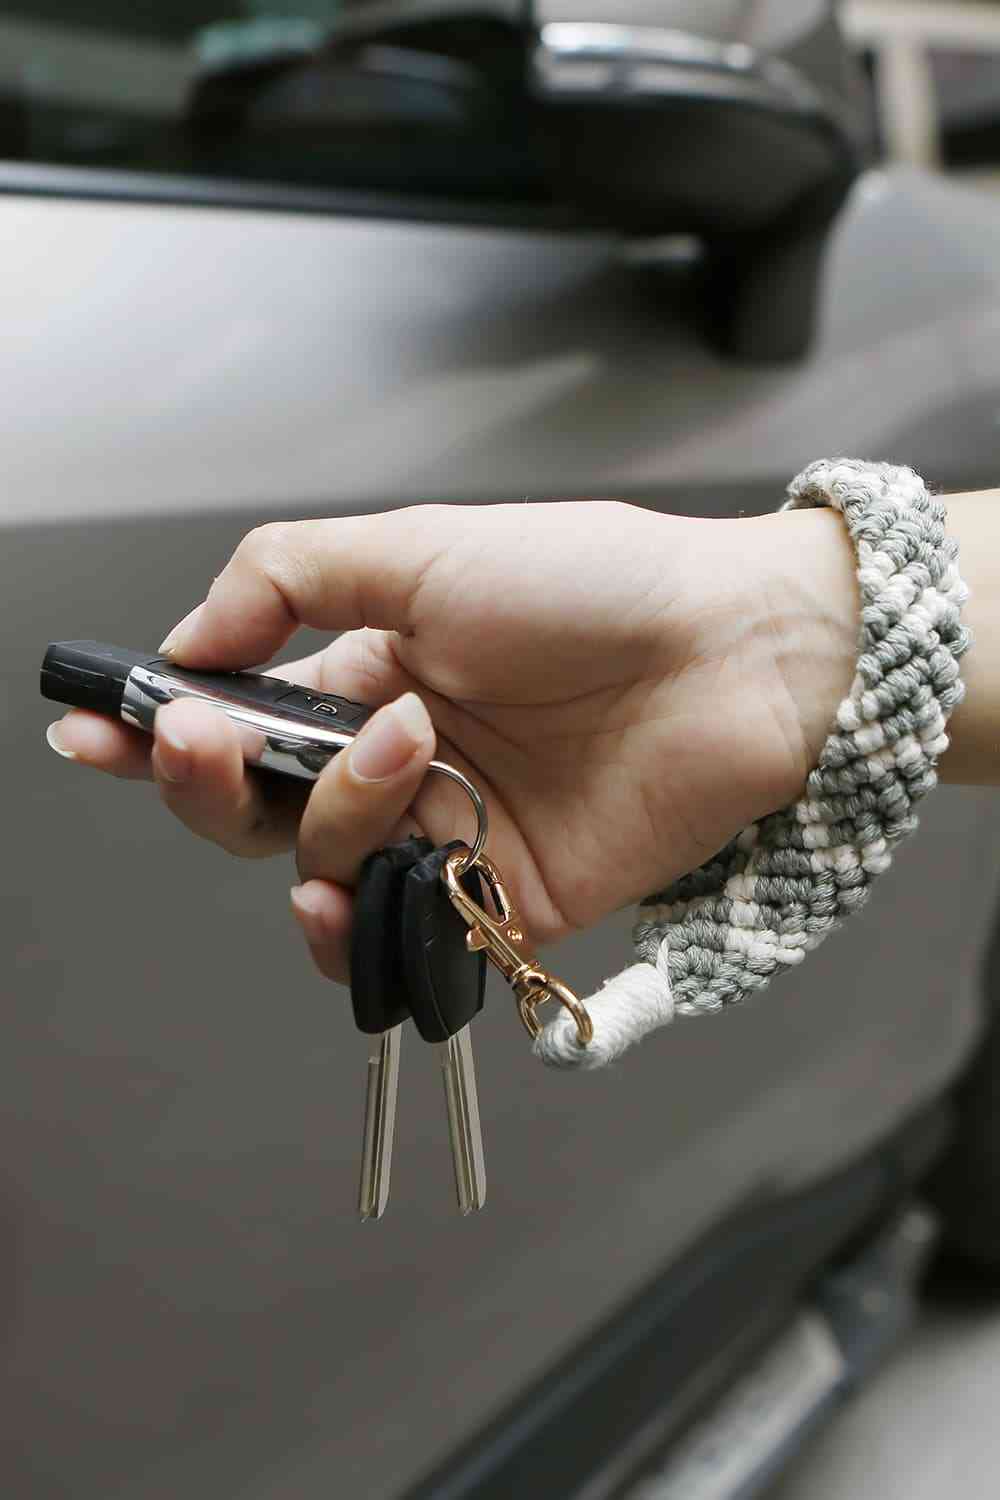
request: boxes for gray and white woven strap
[536,459,971,1070]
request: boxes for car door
[3,5,1000,1497]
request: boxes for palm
[307,503,799,940]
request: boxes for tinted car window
[0,1,548,203]
[930,46,1000,171]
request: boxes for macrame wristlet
[536,459,971,1070]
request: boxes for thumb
[295,692,436,887]
[158,508,449,669]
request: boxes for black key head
[350,836,432,1035]
[402,841,487,1044]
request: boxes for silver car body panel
[5,167,1000,525]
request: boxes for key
[351,836,432,1220]
[358,1029,400,1224]
[440,1027,487,1218]
[402,841,488,1214]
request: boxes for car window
[0,1,549,206]
[930,45,1000,173]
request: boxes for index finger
[159,508,451,670]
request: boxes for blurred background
[6,3,1000,1499]
[10,0,1000,205]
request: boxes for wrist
[737,506,860,809]
[936,492,997,785]
[604,461,965,1068]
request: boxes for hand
[48,501,858,981]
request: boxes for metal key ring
[428,760,488,869]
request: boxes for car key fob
[40,639,374,783]
[350,836,433,1035]
[402,841,487,1044]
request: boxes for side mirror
[187,14,545,203]
[188,9,866,361]
[531,23,865,361]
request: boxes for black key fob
[402,841,487,1044]
[350,836,432,1035]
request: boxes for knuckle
[236,520,295,564]
[234,519,334,623]
[389,502,455,551]
[233,521,307,592]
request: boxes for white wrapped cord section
[535,460,971,1070]
[534,957,675,1071]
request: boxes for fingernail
[161,717,189,752]
[159,601,205,657]
[348,694,430,783]
[155,724,191,784]
[290,884,324,938]
[46,721,78,761]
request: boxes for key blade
[440,1026,487,1215]
[358,1054,383,1221]
[358,1027,401,1221]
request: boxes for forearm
[939,490,1000,786]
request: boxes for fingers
[45,635,427,878]
[47,643,443,984]
[289,881,353,985]
[150,698,307,857]
[158,507,454,670]
[295,692,436,887]
[46,710,154,778]
[289,692,436,984]
[45,646,331,783]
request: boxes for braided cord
[536,460,971,1069]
